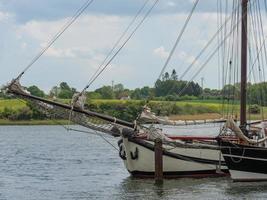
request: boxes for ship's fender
[130,147,139,160]
[118,139,126,160]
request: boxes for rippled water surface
[1,125,267,200]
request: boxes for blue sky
[0,0,266,92]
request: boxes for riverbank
[0,99,266,125]
[0,119,71,126]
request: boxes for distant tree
[155,78,201,97]
[49,86,60,97]
[221,84,239,100]
[131,88,142,99]
[130,87,154,100]
[58,90,73,99]
[95,86,114,99]
[0,90,5,99]
[113,83,125,99]
[248,82,267,106]
[171,69,178,80]
[60,82,71,91]
[162,72,170,81]
[113,84,124,92]
[87,91,102,99]
[49,82,76,99]
[140,86,154,99]
[27,85,45,97]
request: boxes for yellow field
[0,99,27,111]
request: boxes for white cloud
[166,1,176,7]
[16,14,127,60]
[0,11,10,22]
[44,47,76,58]
[17,15,124,44]
[188,0,197,3]
[21,42,27,49]
[178,51,198,64]
[153,46,170,59]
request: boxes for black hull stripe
[223,154,267,161]
[128,138,227,166]
[130,170,229,178]
[219,140,267,159]
[219,140,267,174]
[224,157,267,174]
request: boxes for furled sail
[223,118,267,144]
[139,105,226,126]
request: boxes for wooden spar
[240,0,248,127]
[154,138,163,183]
[136,135,238,141]
[9,90,136,129]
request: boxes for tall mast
[240,0,248,127]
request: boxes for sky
[0,0,266,92]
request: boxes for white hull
[119,137,228,178]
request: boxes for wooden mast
[240,0,248,127]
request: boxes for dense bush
[248,104,261,114]
[26,102,46,120]
[1,107,33,121]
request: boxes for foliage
[87,91,102,99]
[248,104,261,114]
[87,100,145,121]
[95,86,115,99]
[221,84,240,100]
[1,107,32,121]
[248,82,267,106]
[155,79,202,97]
[26,101,46,120]
[131,86,154,100]
[49,82,76,99]
[27,85,45,97]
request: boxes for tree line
[1,69,267,106]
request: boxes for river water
[0,125,267,200]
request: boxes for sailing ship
[4,0,259,178]
[7,80,229,178]
[217,0,267,181]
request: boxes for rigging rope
[177,1,255,98]
[81,0,151,94]
[157,0,199,80]
[54,120,119,151]
[80,0,160,93]
[178,0,242,81]
[14,0,95,81]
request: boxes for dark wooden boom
[9,89,136,130]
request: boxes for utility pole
[201,77,204,90]
[201,77,204,99]
[111,80,114,91]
